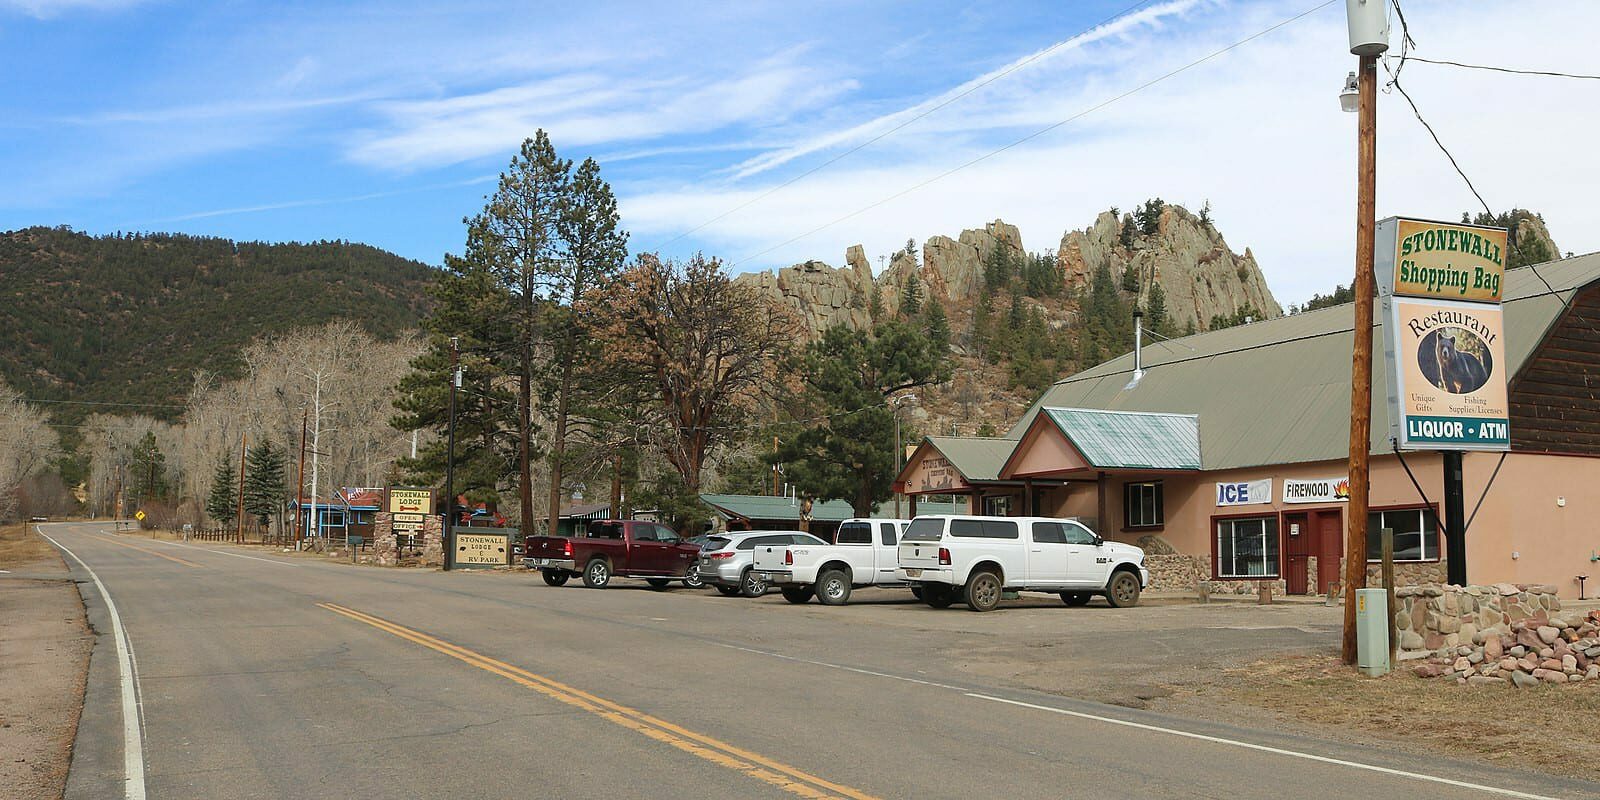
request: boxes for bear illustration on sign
[1419,327,1491,394]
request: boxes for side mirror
[1094,536,1105,547]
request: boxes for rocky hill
[734,202,1281,435]
[739,203,1279,341]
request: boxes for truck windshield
[902,518,944,542]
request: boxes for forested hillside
[0,226,435,420]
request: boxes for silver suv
[697,531,826,597]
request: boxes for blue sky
[3,0,1596,304]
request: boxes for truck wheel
[816,569,852,606]
[682,571,705,589]
[923,584,955,609]
[965,571,1003,612]
[1059,591,1091,607]
[714,585,742,597]
[541,569,570,587]
[780,587,815,604]
[646,578,673,589]
[582,559,611,589]
[740,568,768,598]
[1105,570,1142,608]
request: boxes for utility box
[1355,588,1391,676]
[1345,0,1390,56]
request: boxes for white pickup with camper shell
[895,514,1148,611]
[752,518,912,605]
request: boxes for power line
[646,0,1161,252]
[1383,1,1491,217]
[728,0,1339,269]
[1405,56,1600,81]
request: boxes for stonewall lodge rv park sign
[1377,217,1510,451]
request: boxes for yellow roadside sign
[134,509,146,521]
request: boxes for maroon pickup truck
[524,520,702,589]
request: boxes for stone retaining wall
[1395,583,1561,654]
[1398,583,1600,686]
[1144,554,1288,596]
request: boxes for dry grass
[1182,653,1600,781]
[0,523,58,569]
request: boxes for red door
[1315,510,1344,595]
[1283,512,1311,595]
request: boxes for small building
[895,255,1600,597]
[698,493,966,542]
[290,487,382,541]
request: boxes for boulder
[1511,670,1539,688]
[1537,625,1560,645]
[1467,675,1507,687]
[1483,637,1503,660]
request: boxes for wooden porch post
[1096,471,1109,534]
[1024,479,1036,516]
[908,493,918,518]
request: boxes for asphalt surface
[40,521,1600,800]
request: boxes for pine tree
[924,297,950,353]
[971,294,994,362]
[899,273,922,317]
[1119,215,1136,249]
[1146,281,1172,336]
[243,440,286,529]
[205,456,236,526]
[126,430,169,505]
[867,284,884,322]
[983,246,1012,290]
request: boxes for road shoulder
[0,524,92,800]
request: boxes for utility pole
[236,433,247,545]
[444,336,460,571]
[772,435,780,497]
[295,412,307,545]
[1341,0,1388,665]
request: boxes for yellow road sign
[134,509,146,521]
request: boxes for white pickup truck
[752,518,911,605]
[895,515,1149,612]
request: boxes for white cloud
[347,52,859,171]
[624,0,1600,307]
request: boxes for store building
[895,255,1600,597]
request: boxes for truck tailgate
[752,544,788,573]
[897,541,942,571]
[525,536,571,559]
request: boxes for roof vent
[1124,308,1146,390]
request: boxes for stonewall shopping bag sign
[1383,296,1510,450]
[1377,217,1511,452]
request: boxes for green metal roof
[698,494,965,522]
[1006,254,1600,471]
[919,436,1017,482]
[1042,407,1200,470]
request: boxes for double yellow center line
[92,534,204,568]
[318,602,878,800]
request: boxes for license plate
[759,572,773,581]
[531,558,549,566]
[904,568,923,578]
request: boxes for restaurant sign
[1383,296,1510,451]
[1282,477,1350,504]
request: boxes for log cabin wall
[1509,283,1600,454]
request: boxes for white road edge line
[712,642,1555,799]
[39,526,148,800]
[965,693,1556,800]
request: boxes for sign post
[1377,216,1511,586]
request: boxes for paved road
[40,521,1598,800]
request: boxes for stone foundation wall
[374,512,398,567]
[1395,583,1561,654]
[420,515,444,567]
[1144,555,1204,592]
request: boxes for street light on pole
[1340,0,1389,665]
[892,394,918,519]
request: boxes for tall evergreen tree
[924,297,950,354]
[899,273,922,318]
[543,156,629,538]
[205,456,236,526]
[242,440,286,530]
[126,430,169,505]
[778,322,951,516]
[867,284,884,322]
[1146,281,1173,336]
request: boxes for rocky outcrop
[736,256,871,335]
[1059,205,1280,330]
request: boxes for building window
[1366,507,1439,562]
[1124,482,1164,528]
[982,495,1012,517]
[1216,516,1279,578]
